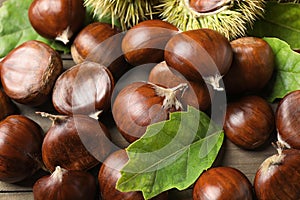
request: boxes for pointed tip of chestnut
[112,82,183,143]
[33,166,97,200]
[35,111,68,123]
[276,90,300,149]
[28,0,86,42]
[165,28,232,90]
[55,27,72,44]
[254,148,300,200]
[42,114,113,172]
[148,61,213,111]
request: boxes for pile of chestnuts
[0,0,299,199]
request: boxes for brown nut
[148,61,212,111]
[28,0,86,44]
[98,150,168,200]
[0,40,63,106]
[122,19,179,66]
[0,90,18,121]
[39,113,112,172]
[52,61,114,115]
[0,115,43,183]
[33,166,97,200]
[71,22,130,80]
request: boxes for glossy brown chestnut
[224,96,274,150]
[33,166,97,200]
[71,22,130,80]
[0,115,43,183]
[0,40,63,106]
[148,61,212,111]
[28,0,85,44]
[193,166,253,200]
[0,90,18,121]
[112,81,186,143]
[254,147,300,200]
[40,113,112,172]
[122,19,179,66]
[98,149,168,200]
[165,28,232,89]
[52,61,114,115]
[276,90,300,149]
[223,37,275,95]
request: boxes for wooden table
[0,0,278,199]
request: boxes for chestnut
[122,19,179,66]
[148,61,212,111]
[112,81,187,143]
[39,112,112,172]
[254,144,300,200]
[0,89,18,121]
[193,166,253,200]
[165,28,233,90]
[0,40,63,106]
[71,22,130,80]
[98,149,168,200]
[276,90,300,149]
[189,0,226,13]
[0,115,43,183]
[33,166,97,200]
[223,95,274,150]
[28,0,86,44]
[52,61,114,115]
[223,37,275,95]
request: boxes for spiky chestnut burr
[156,0,265,40]
[84,0,160,30]
[275,0,299,3]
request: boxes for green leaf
[249,2,300,49]
[0,0,70,58]
[116,106,224,200]
[263,37,300,102]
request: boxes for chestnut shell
[98,149,168,200]
[224,96,274,149]
[52,61,114,115]
[28,0,85,43]
[193,166,253,200]
[112,82,176,143]
[189,0,228,13]
[0,40,63,106]
[33,166,97,200]
[122,19,179,66]
[165,28,233,81]
[42,114,112,172]
[276,90,300,149]
[223,37,275,95]
[71,22,130,80]
[254,148,300,200]
[148,61,212,111]
[0,90,18,121]
[0,115,43,183]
